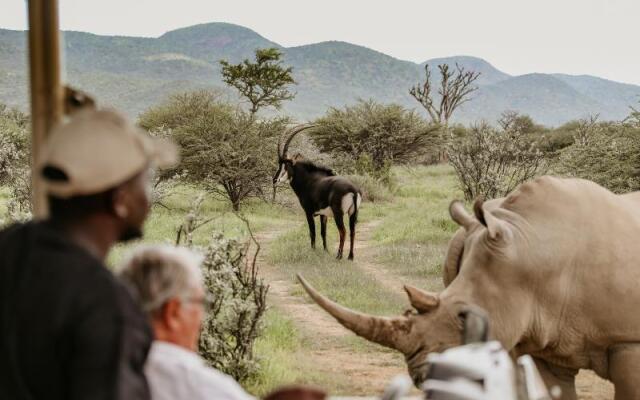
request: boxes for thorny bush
[0,104,31,223]
[554,121,640,194]
[447,121,546,201]
[176,196,268,383]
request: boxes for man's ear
[111,187,130,219]
[161,298,182,331]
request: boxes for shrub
[554,124,640,193]
[197,233,268,382]
[310,99,440,180]
[0,104,31,222]
[176,197,268,383]
[447,121,546,201]
[497,110,546,135]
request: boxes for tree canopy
[139,91,286,210]
[220,48,296,116]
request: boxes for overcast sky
[2,0,639,85]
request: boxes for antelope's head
[273,124,315,185]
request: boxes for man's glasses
[183,293,215,309]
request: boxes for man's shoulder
[0,221,113,292]
[146,342,253,400]
[0,221,129,311]
[0,221,103,267]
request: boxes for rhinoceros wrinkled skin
[298,176,640,400]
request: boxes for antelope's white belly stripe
[314,193,361,218]
[316,207,333,217]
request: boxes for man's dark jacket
[0,221,152,400]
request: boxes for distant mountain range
[1,22,638,126]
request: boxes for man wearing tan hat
[0,109,178,400]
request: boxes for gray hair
[118,244,204,314]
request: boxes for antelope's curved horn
[277,135,283,160]
[449,200,477,231]
[281,124,316,158]
[297,274,414,353]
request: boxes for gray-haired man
[119,245,254,400]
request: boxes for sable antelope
[273,125,362,260]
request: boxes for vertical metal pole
[28,0,63,218]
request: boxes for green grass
[376,243,445,291]
[369,165,463,291]
[268,223,405,316]
[246,308,355,396]
[246,310,319,396]
[372,165,461,245]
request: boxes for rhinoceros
[298,176,640,400]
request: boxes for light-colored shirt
[145,341,254,400]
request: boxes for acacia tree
[220,48,298,202]
[220,48,296,116]
[139,91,286,210]
[409,63,480,126]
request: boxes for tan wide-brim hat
[40,109,179,198]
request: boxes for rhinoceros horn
[297,274,414,354]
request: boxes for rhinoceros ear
[449,201,477,230]
[475,200,512,242]
[404,285,439,313]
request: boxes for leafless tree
[573,114,600,147]
[623,102,640,128]
[410,63,481,126]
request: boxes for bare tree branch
[410,63,480,126]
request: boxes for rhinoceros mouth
[409,362,429,386]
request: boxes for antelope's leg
[306,212,316,249]
[320,215,328,251]
[333,212,345,259]
[348,212,356,260]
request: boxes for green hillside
[0,22,638,125]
